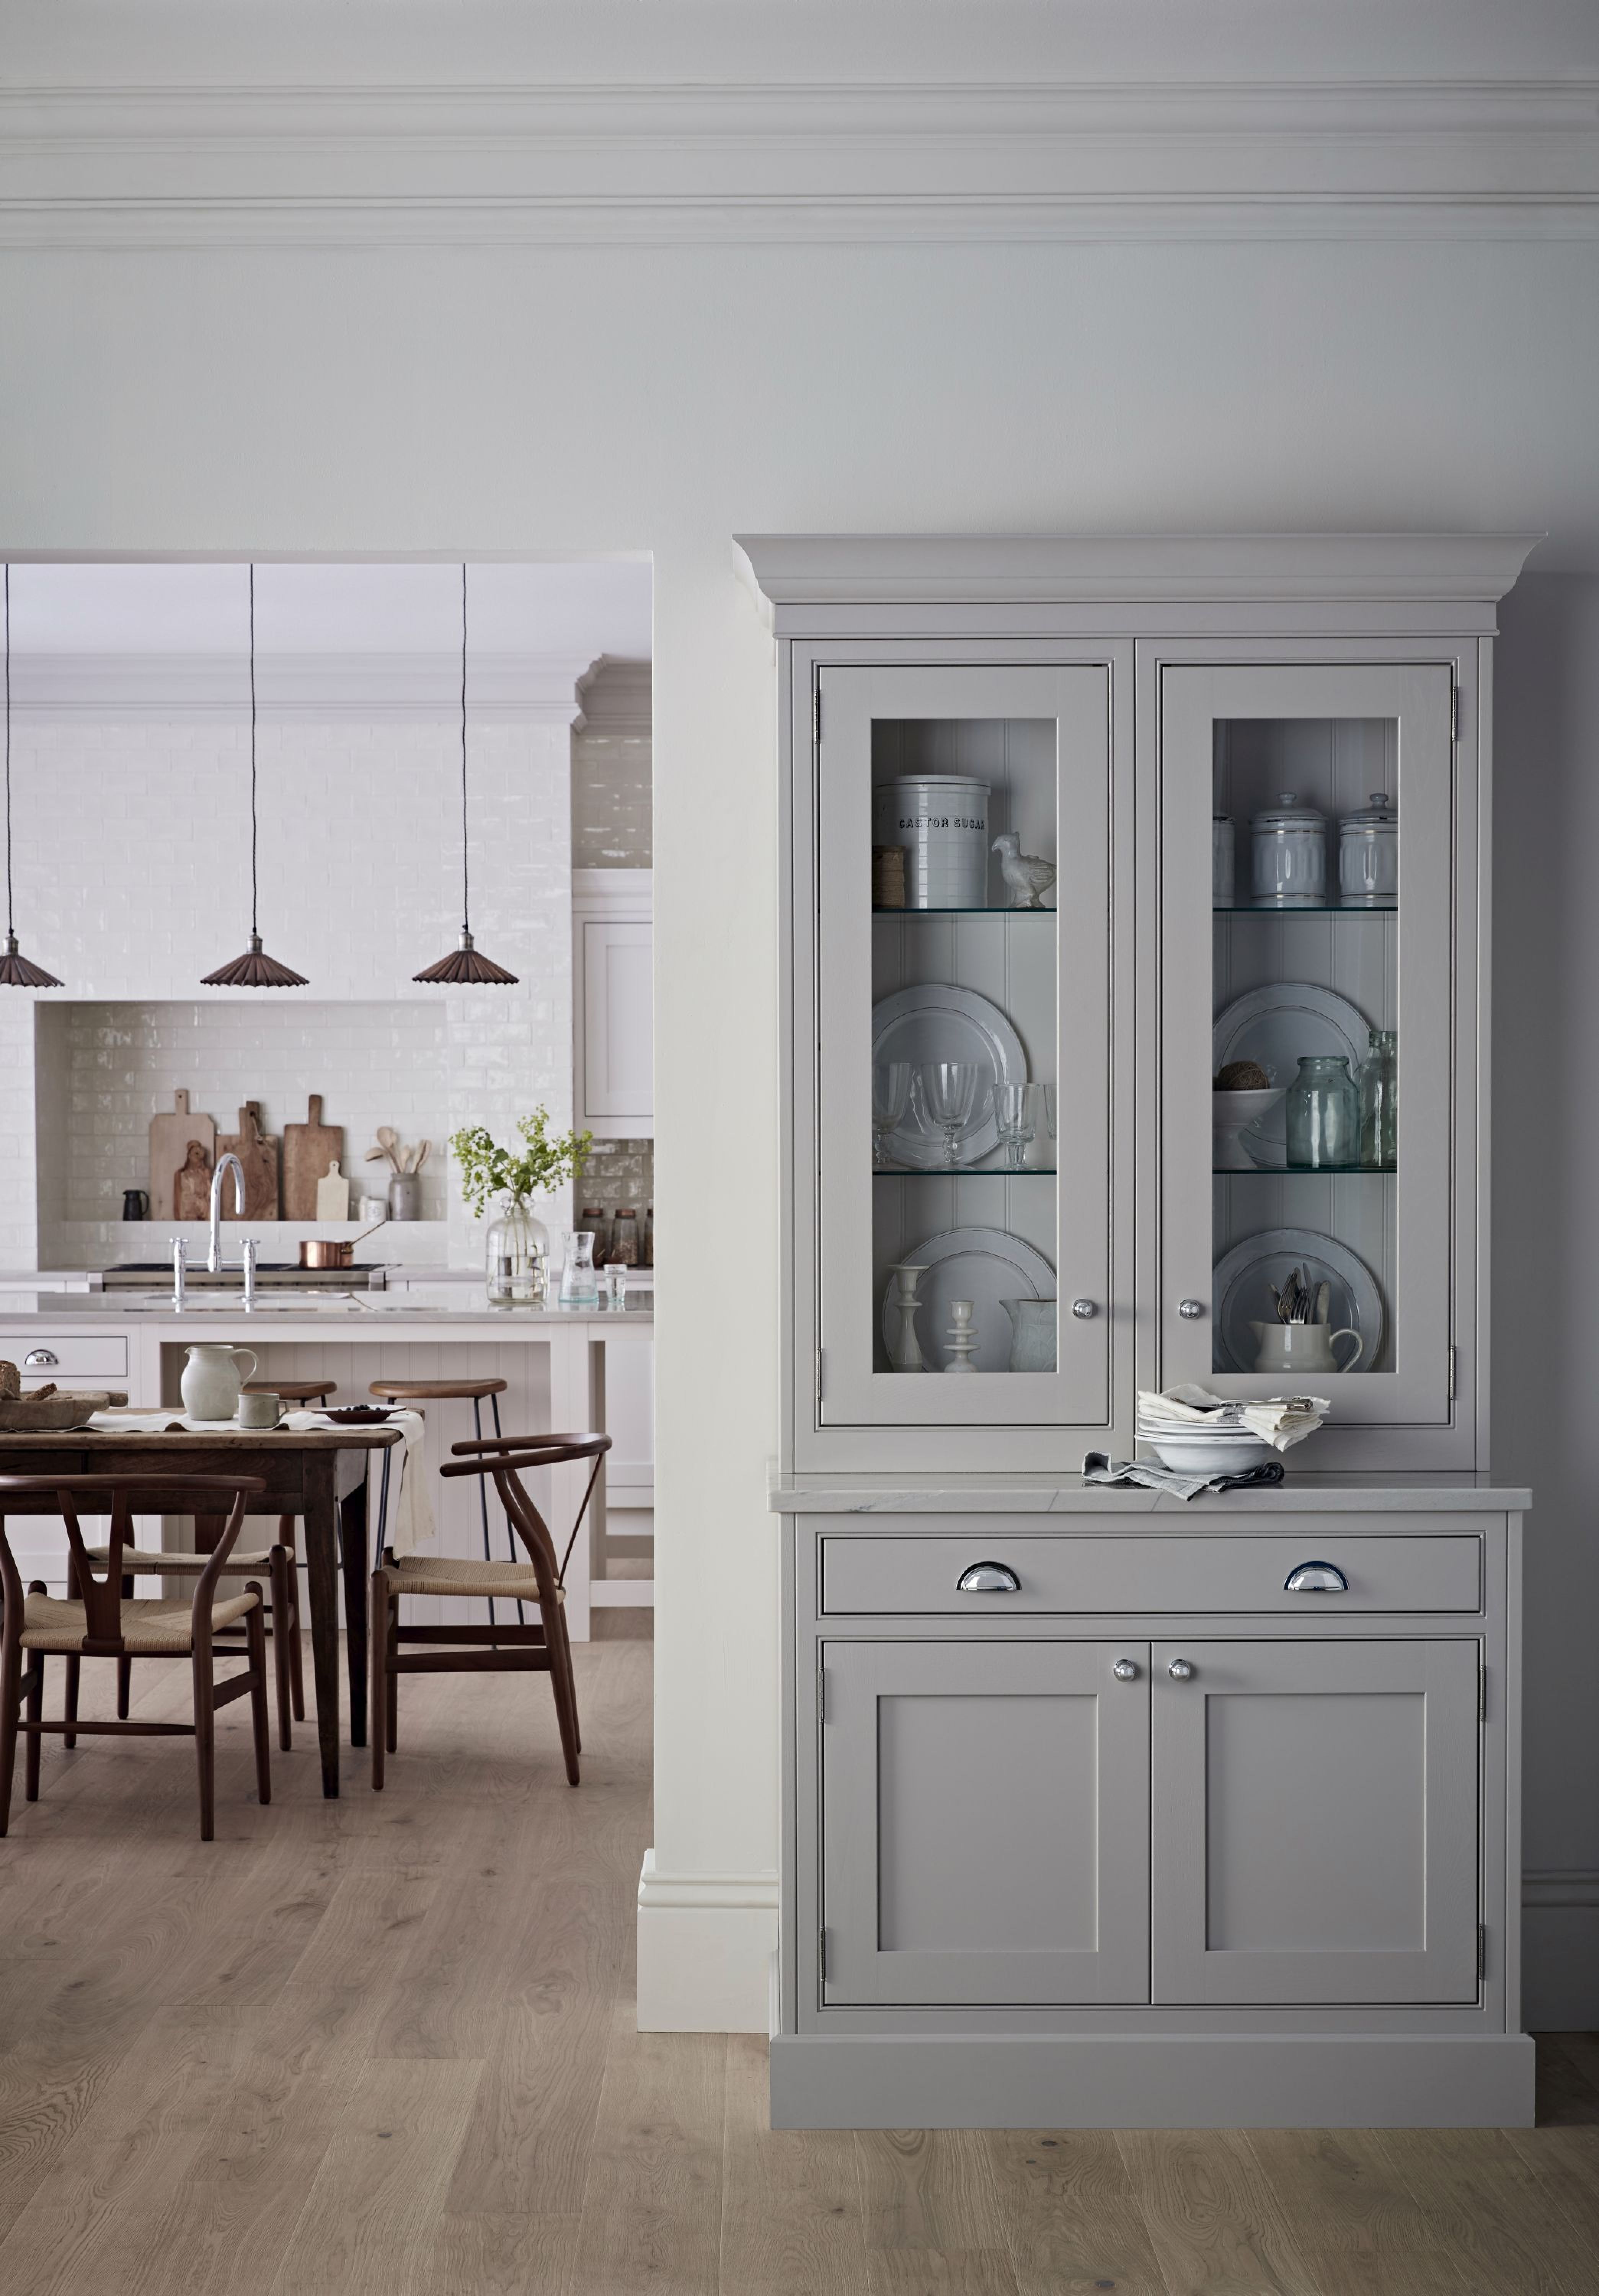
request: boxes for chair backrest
[440,1433,611,1590]
[0,1473,266,1654]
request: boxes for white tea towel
[1084,1451,1287,1502]
[1137,1385,1329,1451]
[284,1410,433,1551]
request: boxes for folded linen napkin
[1137,1384,1329,1451]
[1084,1450,1287,1502]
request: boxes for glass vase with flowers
[451,1110,593,1303]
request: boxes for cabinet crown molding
[734,532,1545,623]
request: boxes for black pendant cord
[198,561,306,986]
[249,562,259,939]
[459,561,470,938]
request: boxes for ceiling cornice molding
[733,532,1546,625]
[574,655,653,738]
[8,649,600,724]
[1,78,1596,246]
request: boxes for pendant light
[0,566,64,988]
[413,564,517,984]
[202,565,308,988]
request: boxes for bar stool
[367,1376,522,1625]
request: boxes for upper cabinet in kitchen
[737,533,1539,1476]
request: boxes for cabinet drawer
[820,1533,1482,1616]
[11,1335,129,1384]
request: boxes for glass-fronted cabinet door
[1156,660,1457,1452]
[811,660,1126,1462]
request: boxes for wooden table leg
[301,1454,342,1797]
[339,1477,369,1749]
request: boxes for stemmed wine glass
[871,1062,913,1168]
[1041,1084,1057,1155]
[913,1062,987,1169]
[994,1082,1039,1171]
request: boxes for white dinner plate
[1210,1227,1384,1375]
[883,1226,1056,1375]
[872,984,1028,1168]
[1212,982,1374,1096]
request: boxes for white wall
[3,0,1599,2029]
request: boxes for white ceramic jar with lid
[1338,791,1398,908]
[1212,815,1235,907]
[1250,791,1328,908]
[871,776,991,909]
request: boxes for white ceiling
[2,560,653,660]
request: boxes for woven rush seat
[86,1543,277,1573]
[385,1552,563,1603]
[21,1588,260,1655]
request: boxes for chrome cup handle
[956,1561,1021,1595]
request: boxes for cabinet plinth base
[768,2032,1535,2130]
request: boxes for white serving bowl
[1145,1433,1273,1475]
[1212,1088,1286,1172]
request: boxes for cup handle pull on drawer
[23,1349,59,1368]
[1285,1560,1348,1593]
[956,1561,1021,1595]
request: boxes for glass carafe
[1360,1029,1398,1171]
[559,1229,599,1306]
[1284,1054,1360,1171]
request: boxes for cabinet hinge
[1448,1345,1457,1399]
[1449,683,1459,743]
[815,1349,824,1410]
[1478,1921,1488,1978]
[1480,1665,1488,1722]
[813,682,822,744]
[819,1924,829,1983]
[817,1663,827,1725]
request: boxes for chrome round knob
[1112,1659,1138,1681]
[1177,1299,1204,1321]
[1168,1658,1195,1681]
[1071,1298,1097,1319]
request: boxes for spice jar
[579,1204,610,1263]
[608,1208,640,1267]
[1338,791,1398,909]
[1251,791,1328,908]
[641,1206,653,1266]
[1212,815,1235,907]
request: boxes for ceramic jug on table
[180,1344,258,1422]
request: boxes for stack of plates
[1136,1397,1273,1476]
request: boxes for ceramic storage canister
[871,776,991,909]
[1250,790,1328,908]
[1338,790,1398,908]
[1212,814,1235,906]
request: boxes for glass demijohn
[485,1203,547,1303]
[1284,1054,1361,1171]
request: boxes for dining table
[0,1419,404,1797]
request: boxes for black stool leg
[473,1396,498,1637]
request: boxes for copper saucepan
[300,1215,387,1270]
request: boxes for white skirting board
[635,1851,779,2032]
[768,2033,1537,2131]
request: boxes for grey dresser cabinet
[742,535,1539,2128]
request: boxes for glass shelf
[1213,1165,1396,1177]
[1212,905,1397,917]
[873,906,1056,917]
[875,1166,1058,1177]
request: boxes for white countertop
[0,1286,651,1331]
[769,1470,1530,1514]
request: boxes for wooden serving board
[217,1102,279,1221]
[148,1089,216,1219]
[0,1390,129,1430]
[282,1094,344,1221]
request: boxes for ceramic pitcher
[1250,1321,1362,1376]
[1002,1297,1057,1373]
[180,1343,258,1422]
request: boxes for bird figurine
[991,832,1057,910]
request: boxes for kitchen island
[0,1286,652,1639]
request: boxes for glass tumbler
[1284,1055,1360,1171]
[1359,1030,1398,1171]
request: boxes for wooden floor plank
[984,2129,1169,2296]
[866,2250,1021,2296]
[718,2030,873,2296]
[568,2004,727,2296]
[1115,2127,1317,2296]
[427,2210,581,2296]
[267,2055,486,2296]
[1372,2127,1599,2296]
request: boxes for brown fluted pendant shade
[0,929,62,988]
[413,929,517,985]
[201,931,309,988]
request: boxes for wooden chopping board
[282,1094,344,1221]
[149,1089,216,1218]
[217,1102,279,1221]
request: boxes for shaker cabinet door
[808,658,1129,1458]
[1150,1639,1481,2005]
[820,1640,1151,2007]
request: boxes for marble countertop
[0,1287,651,1330]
